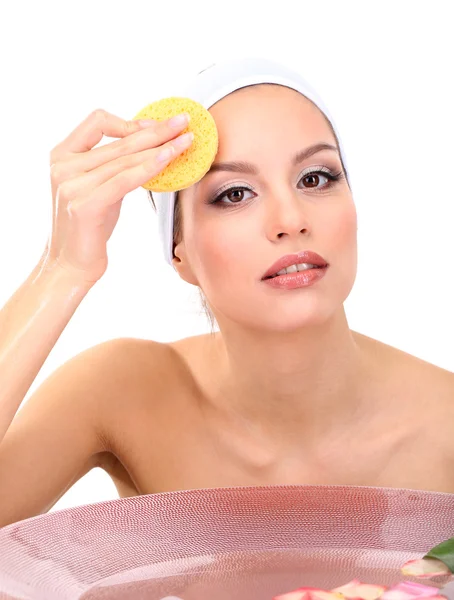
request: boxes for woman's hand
[45,109,192,286]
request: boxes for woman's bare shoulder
[130,331,454,392]
[73,336,184,429]
[96,335,190,367]
[354,330,454,398]
[101,331,454,407]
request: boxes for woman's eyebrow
[201,142,339,178]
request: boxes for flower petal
[332,580,387,600]
[274,588,344,600]
[381,581,440,600]
[402,558,452,579]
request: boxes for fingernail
[168,113,190,128]
[156,147,174,162]
[174,132,194,147]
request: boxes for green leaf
[424,537,454,573]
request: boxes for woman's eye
[211,187,255,206]
[300,172,330,189]
[210,169,339,207]
[224,188,253,203]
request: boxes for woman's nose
[264,189,311,242]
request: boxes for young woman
[0,58,452,529]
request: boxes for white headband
[149,56,352,270]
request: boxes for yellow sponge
[132,97,219,192]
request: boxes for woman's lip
[262,265,328,289]
[262,251,328,280]
[263,266,326,280]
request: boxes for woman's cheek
[193,222,242,282]
[329,204,358,291]
[327,203,357,255]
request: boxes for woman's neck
[210,308,374,445]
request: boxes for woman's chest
[101,337,454,497]
[103,396,454,497]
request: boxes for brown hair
[148,85,350,334]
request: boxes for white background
[0,1,452,513]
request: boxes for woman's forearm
[0,256,93,443]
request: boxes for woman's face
[174,84,357,332]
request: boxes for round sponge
[132,97,219,192]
